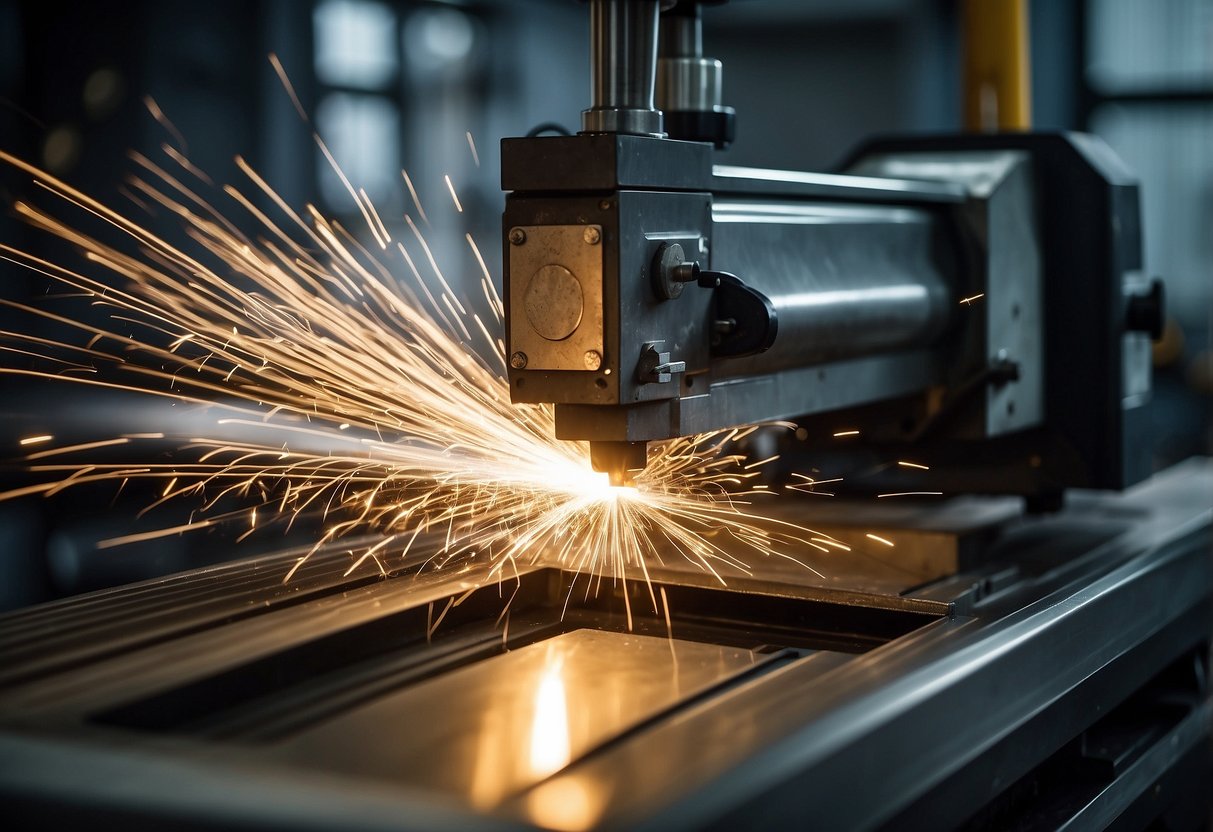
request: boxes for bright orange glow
[526,776,606,832]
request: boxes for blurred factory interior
[0,2,1212,830]
[5,0,1209,609]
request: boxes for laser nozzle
[589,440,648,487]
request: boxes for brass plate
[509,225,604,371]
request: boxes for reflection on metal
[525,773,609,832]
[528,651,570,779]
[263,629,759,807]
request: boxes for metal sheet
[263,629,763,807]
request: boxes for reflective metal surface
[265,630,764,807]
[657,57,722,112]
[711,200,951,375]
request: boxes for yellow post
[963,0,1032,132]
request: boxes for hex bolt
[583,350,603,371]
[583,226,601,245]
[508,228,527,246]
[509,351,528,369]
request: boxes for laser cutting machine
[0,1,1210,830]
[502,0,1163,502]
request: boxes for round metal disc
[524,264,584,341]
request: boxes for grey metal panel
[556,349,942,441]
[849,150,1044,437]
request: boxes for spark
[866,533,894,547]
[98,518,220,549]
[787,473,842,496]
[0,137,826,604]
[833,429,859,437]
[401,169,429,225]
[19,434,53,446]
[877,491,943,498]
[142,96,187,153]
[960,293,984,305]
[897,461,929,470]
[268,53,308,123]
[466,131,480,167]
[444,174,464,213]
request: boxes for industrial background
[0,2,1211,830]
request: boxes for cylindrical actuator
[582,0,665,136]
[710,199,954,378]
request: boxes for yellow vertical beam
[963,0,1032,132]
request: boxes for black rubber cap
[664,109,735,150]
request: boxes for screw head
[509,351,528,369]
[583,226,601,245]
[599,199,612,211]
[583,350,602,371]
[508,228,526,246]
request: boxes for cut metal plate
[259,629,767,806]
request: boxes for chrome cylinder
[657,5,719,111]
[657,56,723,112]
[710,200,954,378]
[581,0,665,136]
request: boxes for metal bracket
[636,341,685,384]
[507,224,604,372]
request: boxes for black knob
[1126,278,1165,341]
